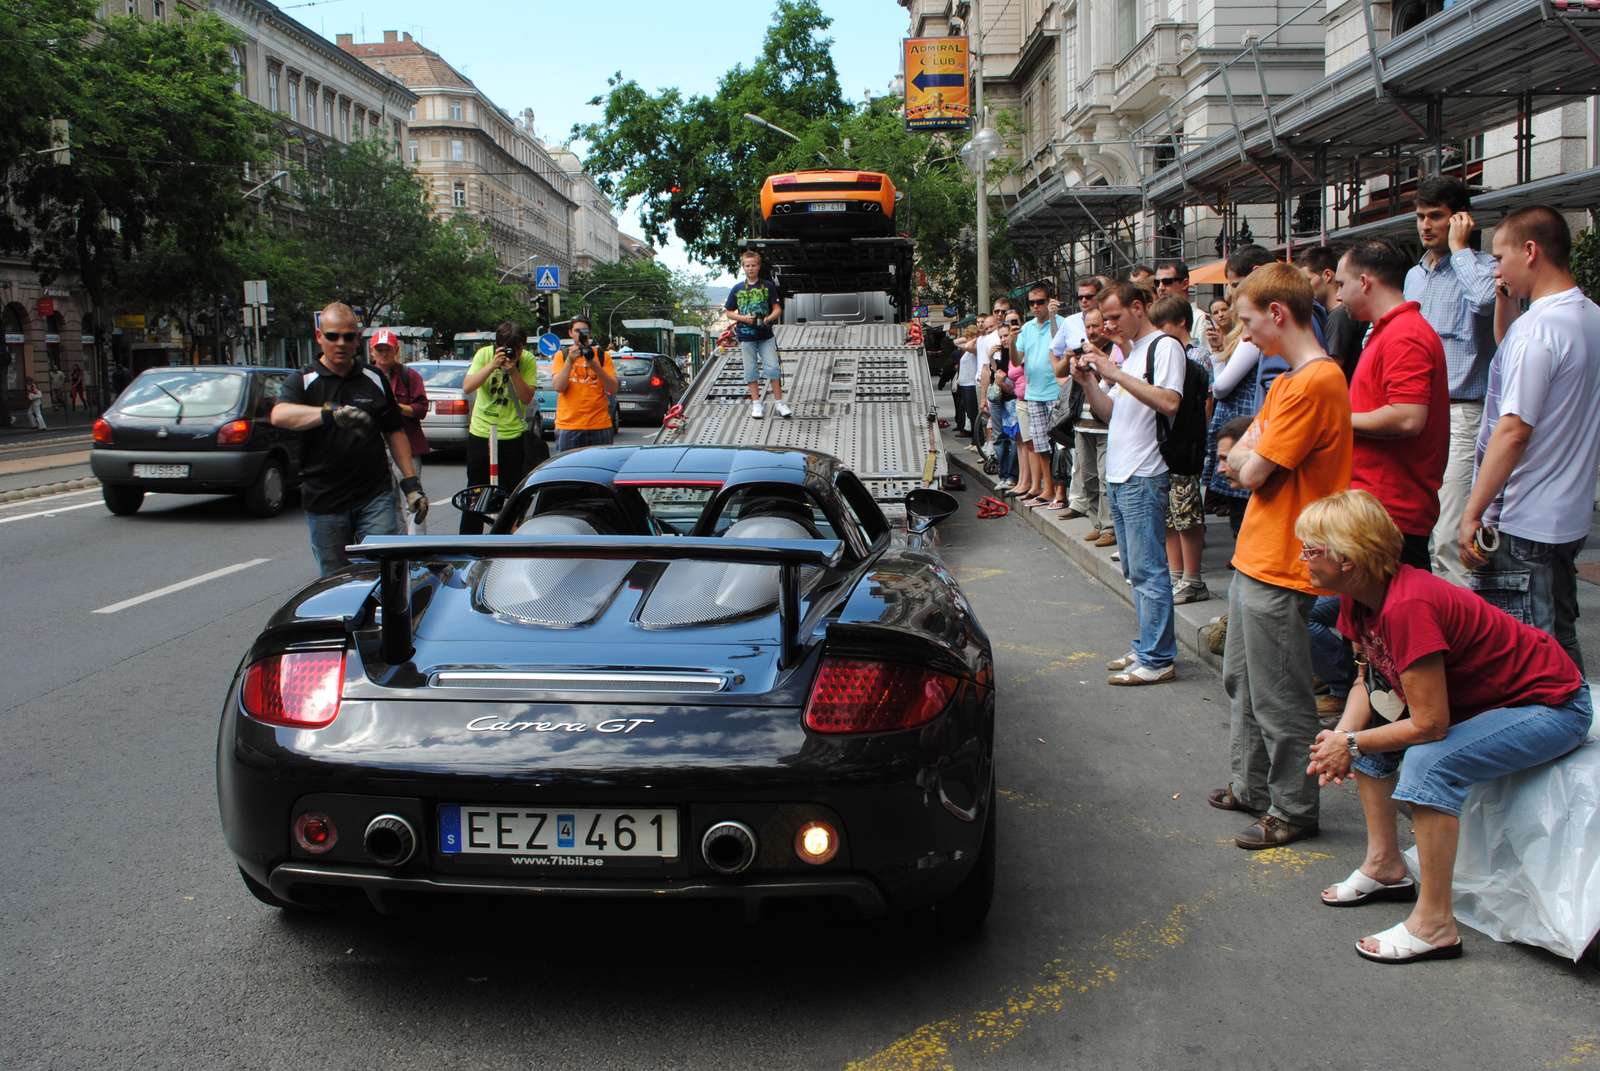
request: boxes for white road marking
[0,500,102,524]
[0,488,98,512]
[93,558,271,614]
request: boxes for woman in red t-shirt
[1298,490,1590,964]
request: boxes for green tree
[399,220,531,349]
[294,137,439,327]
[576,0,847,269]
[567,259,710,346]
[8,10,273,388]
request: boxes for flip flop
[1354,921,1463,964]
[1323,869,1417,907]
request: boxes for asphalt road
[3,424,1598,1070]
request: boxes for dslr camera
[576,328,595,360]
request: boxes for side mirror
[904,487,959,534]
[451,484,508,523]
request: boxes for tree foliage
[568,259,711,347]
[399,220,531,346]
[577,0,846,269]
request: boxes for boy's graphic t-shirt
[726,278,782,341]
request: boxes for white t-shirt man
[1049,312,1088,357]
[967,330,997,388]
[1476,286,1600,544]
[1106,331,1186,484]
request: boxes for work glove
[328,404,376,439]
[400,476,429,524]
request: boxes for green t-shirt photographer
[466,344,539,438]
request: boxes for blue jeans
[993,430,1017,482]
[305,487,399,577]
[1108,475,1176,670]
[555,427,615,453]
[1353,685,1592,817]
[741,337,782,382]
[956,385,978,432]
[1308,595,1352,697]
[1470,532,1587,675]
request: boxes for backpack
[1143,335,1210,476]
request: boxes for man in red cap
[369,329,430,534]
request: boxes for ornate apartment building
[904,0,1600,284]
[340,31,618,286]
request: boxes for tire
[243,459,285,518]
[239,866,291,909]
[102,484,144,515]
[930,790,996,932]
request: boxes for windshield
[536,363,553,389]
[615,359,654,376]
[113,371,246,421]
[412,363,468,389]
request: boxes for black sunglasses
[1155,277,1187,286]
[1028,297,1049,305]
[322,331,360,343]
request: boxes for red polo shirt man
[1335,240,1449,568]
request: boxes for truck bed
[655,323,946,511]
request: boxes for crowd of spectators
[956,187,1600,963]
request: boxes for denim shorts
[741,337,782,383]
[1351,685,1593,816]
[305,487,399,577]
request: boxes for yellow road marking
[953,567,1007,583]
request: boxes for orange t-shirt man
[1232,359,1352,593]
[552,347,616,431]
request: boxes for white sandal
[1321,868,1417,907]
[1354,921,1462,964]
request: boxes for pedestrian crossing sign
[535,266,560,291]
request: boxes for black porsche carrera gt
[217,445,996,927]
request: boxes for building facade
[548,148,623,272]
[340,32,581,287]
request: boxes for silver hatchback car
[409,361,474,448]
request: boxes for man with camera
[460,320,543,534]
[552,313,618,453]
[271,301,426,576]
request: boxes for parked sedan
[409,360,474,448]
[613,352,687,424]
[90,366,302,517]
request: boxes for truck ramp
[656,323,946,510]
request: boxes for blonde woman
[1299,490,1590,964]
[1202,289,1254,534]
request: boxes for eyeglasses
[1155,277,1185,288]
[1028,298,1049,306]
[322,331,360,343]
[1298,545,1329,562]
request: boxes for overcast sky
[303,0,912,284]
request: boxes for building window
[125,0,136,13]
[449,99,463,121]
[287,76,299,121]
[340,102,349,142]
[408,139,418,162]
[229,47,246,96]
[353,107,364,140]
[268,66,280,112]
[452,181,466,207]
[451,139,464,162]
[393,119,403,144]
[152,0,164,19]
[408,105,416,121]
[324,93,334,135]
[1116,0,1138,56]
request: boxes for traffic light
[533,293,551,333]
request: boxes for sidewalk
[938,414,1235,672]
[0,407,97,450]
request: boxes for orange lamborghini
[759,170,900,239]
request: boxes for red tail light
[216,419,252,445]
[240,651,345,728]
[804,658,958,734]
[433,399,468,416]
[93,418,113,444]
[650,375,663,387]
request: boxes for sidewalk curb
[0,434,93,453]
[2,477,99,503]
[945,444,1224,672]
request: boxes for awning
[1189,259,1231,285]
[1005,177,1147,256]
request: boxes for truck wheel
[244,459,285,518]
[102,484,144,515]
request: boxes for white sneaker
[751,401,765,419]
[995,480,1013,490]
[774,400,793,418]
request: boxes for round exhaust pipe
[701,821,758,875]
[364,814,417,867]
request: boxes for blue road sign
[537,332,561,357]
[534,266,561,291]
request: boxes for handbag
[1045,380,1085,448]
[1363,658,1409,723]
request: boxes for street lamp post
[742,113,801,142]
[970,0,990,314]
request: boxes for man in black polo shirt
[271,302,427,575]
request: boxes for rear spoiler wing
[347,535,844,668]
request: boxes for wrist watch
[1346,732,1361,759]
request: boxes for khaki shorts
[1015,401,1030,441]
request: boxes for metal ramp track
[655,323,945,508]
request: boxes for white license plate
[439,805,679,860]
[619,401,640,409]
[132,464,189,478]
[808,202,847,212]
